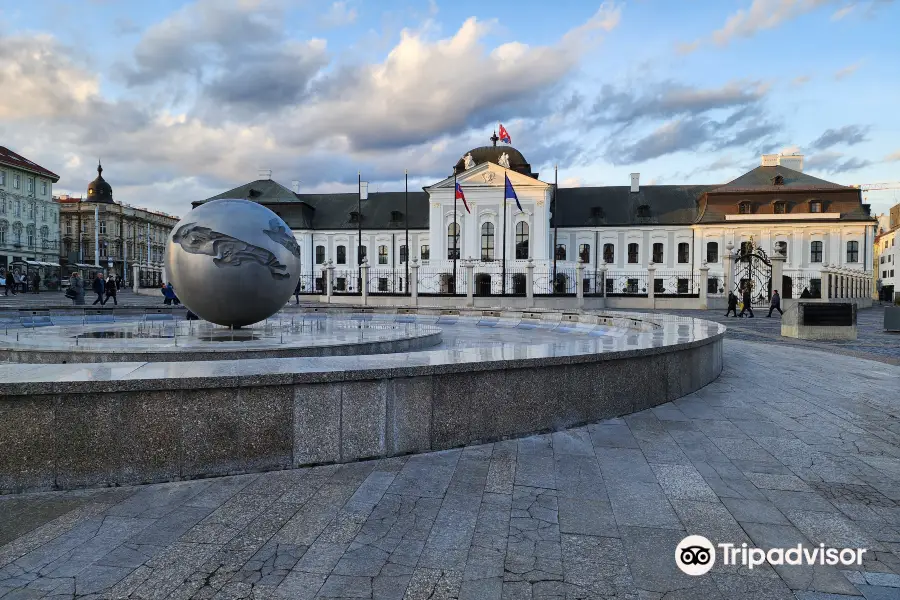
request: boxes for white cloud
[712,0,835,46]
[320,1,358,28]
[886,151,900,162]
[834,61,862,79]
[831,4,856,19]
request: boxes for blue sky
[1,0,898,217]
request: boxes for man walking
[92,272,106,305]
[725,291,739,317]
[767,289,783,317]
[738,284,754,318]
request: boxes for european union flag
[505,173,523,212]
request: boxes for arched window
[810,241,823,263]
[315,245,325,264]
[481,222,495,261]
[399,245,408,263]
[515,221,529,259]
[739,201,751,214]
[26,225,35,247]
[13,222,22,244]
[627,243,639,264]
[603,243,614,263]
[0,221,7,245]
[336,245,346,264]
[420,245,430,260]
[677,242,689,264]
[652,243,664,263]
[706,242,718,263]
[578,244,590,263]
[378,245,388,265]
[846,241,859,263]
[447,223,460,259]
[555,244,566,261]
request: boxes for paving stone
[720,497,790,525]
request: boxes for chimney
[291,180,300,193]
[258,169,272,180]
[630,173,640,193]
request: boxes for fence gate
[733,246,772,307]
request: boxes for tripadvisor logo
[675,535,868,576]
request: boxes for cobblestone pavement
[637,306,900,366]
[0,291,172,310]
[1,339,899,599]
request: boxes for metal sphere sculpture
[165,199,302,327]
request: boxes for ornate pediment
[425,162,549,191]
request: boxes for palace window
[315,245,325,264]
[14,200,20,217]
[652,242,664,264]
[555,244,567,261]
[774,201,786,214]
[447,223,460,259]
[66,219,72,235]
[677,242,689,264]
[627,243,639,264]
[0,222,6,244]
[390,210,402,223]
[810,240,823,263]
[26,178,33,193]
[846,241,859,263]
[41,181,47,195]
[358,245,367,264]
[378,245,388,265]
[603,243,614,263]
[739,201,751,214]
[336,245,346,264]
[99,221,106,234]
[27,203,33,219]
[400,245,408,263]
[810,201,822,213]
[740,241,752,256]
[349,211,359,223]
[13,175,20,189]
[636,205,650,219]
[42,205,47,221]
[0,171,5,185]
[707,277,720,294]
[706,242,718,263]
[515,221,529,259]
[420,245,430,260]
[481,222,495,261]
[654,279,665,294]
[579,244,590,263]
[773,174,785,186]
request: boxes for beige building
[0,146,61,271]
[57,163,179,287]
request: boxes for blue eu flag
[505,173,523,212]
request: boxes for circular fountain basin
[0,318,442,363]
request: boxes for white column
[770,254,785,303]
[576,259,584,309]
[465,259,475,307]
[526,258,534,308]
[410,258,419,306]
[93,204,100,267]
[132,264,140,294]
[647,263,656,302]
[326,260,334,300]
[723,242,735,297]
[599,264,607,298]
[699,264,710,309]
[360,258,369,305]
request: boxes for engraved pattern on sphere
[172,222,290,279]
[165,199,302,327]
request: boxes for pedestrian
[294,278,303,305]
[767,289,783,317]
[15,270,25,294]
[725,291,738,317]
[32,272,40,294]
[166,282,181,305]
[738,284,754,318]
[105,274,118,306]
[68,272,85,305]
[92,272,106,305]
[5,270,16,296]
[0,270,6,296]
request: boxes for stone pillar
[410,258,419,306]
[360,258,369,305]
[699,264,710,309]
[325,260,334,301]
[465,259,475,307]
[823,266,832,300]
[599,265,607,299]
[723,242,735,297]
[770,253,785,303]
[526,258,534,308]
[132,264,140,294]
[647,262,656,303]
[576,259,584,309]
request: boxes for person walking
[725,291,739,317]
[32,272,40,294]
[104,274,118,306]
[166,282,180,305]
[68,272,85,305]
[767,289,783,317]
[294,278,303,305]
[738,284,754,318]
[91,272,106,305]
[161,282,172,305]
[19,271,28,294]
[5,270,16,296]
[0,270,7,296]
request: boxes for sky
[1,0,898,219]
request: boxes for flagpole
[358,171,362,291]
[453,167,458,294]
[502,169,507,295]
[553,164,559,286]
[405,169,409,295]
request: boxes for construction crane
[850,182,900,191]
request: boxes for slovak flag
[498,123,511,144]
[505,173,523,212]
[455,182,471,214]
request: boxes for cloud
[791,75,811,87]
[806,151,872,173]
[712,0,836,46]
[809,124,870,150]
[885,151,900,162]
[320,1,358,27]
[831,4,856,19]
[592,80,769,125]
[113,16,142,35]
[834,61,862,79]
[612,118,711,163]
[675,40,700,55]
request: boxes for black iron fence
[652,271,700,298]
[417,266,464,295]
[782,271,822,299]
[606,271,649,297]
[533,268,577,295]
[472,265,528,296]
[367,269,409,295]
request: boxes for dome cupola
[86,161,114,203]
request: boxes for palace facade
[196,142,876,302]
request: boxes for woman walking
[105,274,118,306]
[68,272,86,305]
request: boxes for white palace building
[196,140,876,309]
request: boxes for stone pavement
[1,339,899,599]
[640,306,900,366]
[0,290,172,310]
